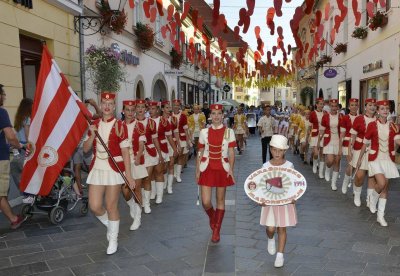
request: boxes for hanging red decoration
[254,26,261,38]
[167,5,174,21]
[366,2,375,18]
[379,0,386,7]
[287,44,292,55]
[156,0,164,16]
[324,3,330,21]
[315,10,322,26]
[212,0,220,26]
[352,0,362,26]
[129,0,134,8]
[234,26,241,40]
[143,1,151,18]
[274,0,283,17]
[238,8,251,33]
[150,7,157,22]
[247,0,255,16]
[277,26,284,40]
[304,0,314,15]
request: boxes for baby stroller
[20,165,89,225]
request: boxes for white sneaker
[267,238,276,255]
[130,203,142,231]
[274,253,284,268]
[22,196,34,204]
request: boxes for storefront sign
[198,80,208,91]
[363,60,383,73]
[111,43,139,66]
[223,84,231,92]
[324,68,337,78]
[165,70,184,76]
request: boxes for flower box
[369,11,388,31]
[334,43,347,54]
[170,48,183,69]
[352,27,368,39]
[134,22,154,51]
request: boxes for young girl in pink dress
[260,134,297,268]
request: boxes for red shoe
[11,215,26,230]
[205,207,215,230]
[211,209,225,243]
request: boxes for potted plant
[170,48,183,69]
[352,27,368,39]
[334,42,347,54]
[316,54,332,69]
[97,0,127,34]
[134,22,154,51]
[369,11,388,31]
[85,45,126,93]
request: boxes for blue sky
[218,0,304,63]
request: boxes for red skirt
[198,167,234,187]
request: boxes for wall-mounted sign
[324,68,337,78]
[165,70,184,76]
[363,60,383,74]
[223,84,231,92]
[111,43,139,66]
[198,80,208,91]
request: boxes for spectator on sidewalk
[0,84,25,229]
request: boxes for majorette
[309,98,325,175]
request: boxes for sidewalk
[0,135,400,275]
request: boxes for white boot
[366,188,374,208]
[353,185,362,207]
[325,166,332,182]
[331,171,339,191]
[377,198,388,227]
[312,159,318,174]
[155,182,164,204]
[126,198,136,220]
[167,174,174,194]
[267,237,276,255]
[163,173,168,189]
[150,180,156,200]
[341,174,350,194]
[175,164,182,183]
[318,162,325,179]
[143,190,151,214]
[106,220,119,255]
[369,190,380,214]
[96,211,108,227]
[130,202,142,230]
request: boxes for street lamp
[74,0,127,36]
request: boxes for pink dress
[259,160,298,227]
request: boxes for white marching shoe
[155,182,164,204]
[318,162,325,179]
[274,252,284,268]
[96,211,108,227]
[342,174,350,194]
[175,164,183,183]
[312,159,318,174]
[369,190,380,214]
[377,198,388,227]
[126,198,136,219]
[167,174,174,194]
[143,190,152,214]
[150,180,156,200]
[130,203,142,231]
[106,220,119,255]
[267,237,276,255]
[331,171,339,191]
[353,185,362,207]
[325,167,332,182]
[366,188,374,208]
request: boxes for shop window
[155,13,164,46]
[20,34,42,100]
[133,0,142,26]
[338,82,346,108]
[361,74,389,101]
[181,82,187,104]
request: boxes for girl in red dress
[196,104,236,243]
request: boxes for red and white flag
[20,45,91,196]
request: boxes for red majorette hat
[101,92,116,100]
[266,177,283,189]
[365,98,376,104]
[376,100,389,106]
[161,100,170,106]
[349,98,359,103]
[172,99,181,105]
[136,99,146,105]
[315,97,324,103]
[147,101,159,107]
[329,99,338,104]
[123,100,135,106]
[210,104,223,110]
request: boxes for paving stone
[61,222,97,232]
[0,258,11,270]
[24,226,63,237]
[87,247,132,262]
[235,246,262,258]
[326,249,364,262]
[10,249,61,266]
[112,254,157,269]
[236,257,263,272]
[352,241,390,254]
[363,263,400,275]
[33,268,75,276]
[46,254,93,270]
[144,258,193,274]
[70,260,118,276]
[324,260,366,273]
[235,236,258,247]
[0,261,49,275]
[292,245,330,257]
[292,265,336,276]
[57,243,105,257]
[104,265,153,276]
[361,252,400,266]
[204,245,235,273]
[0,244,43,259]
[6,235,51,248]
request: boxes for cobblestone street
[1,135,400,275]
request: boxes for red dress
[198,127,236,187]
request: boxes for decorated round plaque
[244,166,307,205]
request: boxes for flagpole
[84,117,141,205]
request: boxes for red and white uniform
[166,115,178,157]
[364,120,400,178]
[321,113,343,155]
[340,113,357,156]
[153,116,172,162]
[137,117,159,167]
[86,118,129,185]
[309,110,325,147]
[350,115,376,170]
[173,111,189,154]
[125,119,148,180]
[198,125,236,187]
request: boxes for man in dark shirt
[202,102,210,121]
[0,84,25,229]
